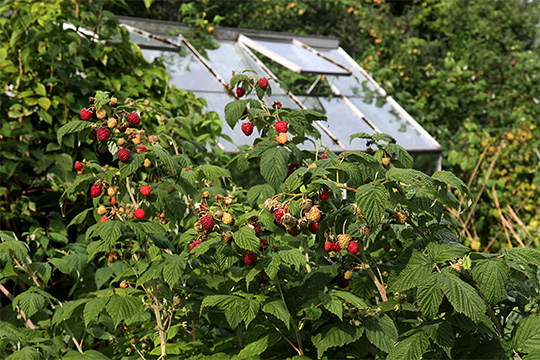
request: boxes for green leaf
[106,294,143,327]
[62,350,111,359]
[417,273,443,319]
[199,163,231,183]
[119,152,145,180]
[224,100,247,128]
[386,143,413,168]
[279,248,306,270]
[6,347,41,360]
[37,97,51,111]
[233,226,260,252]
[238,333,280,358]
[472,258,510,305]
[364,314,399,353]
[153,147,178,174]
[190,237,220,257]
[247,184,275,208]
[136,262,164,286]
[432,170,468,194]
[143,0,153,9]
[84,296,109,327]
[387,331,430,360]
[504,248,540,267]
[427,242,470,263]
[57,121,93,145]
[97,220,125,248]
[386,168,436,190]
[0,231,29,261]
[163,255,185,289]
[260,146,289,189]
[437,269,486,323]
[513,315,540,353]
[13,290,45,318]
[331,290,368,309]
[262,300,291,330]
[423,321,454,358]
[320,293,342,320]
[49,258,76,275]
[349,132,373,142]
[264,253,281,280]
[311,323,364,358]
[387,248,433,292]
[52,299,88,325]
[355,181,388,226]
[240,298,260,328]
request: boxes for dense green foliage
[121,0,540,250]
[1,0,539,359]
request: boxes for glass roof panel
[301,96,375,151]
[317,49,379,97]
[128,30,176,49]
[348,97,436,150]
[243,37,351,76]
[141,49,225,92]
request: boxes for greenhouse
[118,16,441,160]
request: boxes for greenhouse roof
[117,16,441,154]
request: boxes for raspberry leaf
[57,121,93,145]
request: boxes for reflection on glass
[348,97,435,150]
[248,39,350,75]
[141,49,225,92]
[318,49,379,97]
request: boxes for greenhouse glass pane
[141,49,225,92]
[245,38,350,75]
[318,49,379,97]
[302,97,375,151]
[348,97,436,150]
[128,31,175,49]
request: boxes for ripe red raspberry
[251,223,261,237]
[200,215,214,231]
[127,112,140,125]
[320,191,330,201]
[190,240,202,251]
[331,242,341,252]
[100,215,109,222]
[117,148,130,162]
[80,108,92,121]
[338,279,349,288]
[136,144,147,154]
[274,209,285,224]
[321,152,328,159]
[309,222,319,234]
[236,87,246,98]
[347,240,359,255]
[118,125,127,133]
[134,208,145,220]
[140,185,151,196]
[243,252,256,266]
[90,185,102,198]
[258,77,269,89]
[325,241,332,251]
[74,161,84,171]
[259,238,269,251]
[96,127,110,142]
[241,122,254,136]
[275,121,288,133]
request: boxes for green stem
[354,249,387,302]
[144,243,167,358]
[275,276,304,355]
[303,239,311,273]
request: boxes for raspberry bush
[1,70,538,359]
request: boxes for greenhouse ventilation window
[117,17,441,160]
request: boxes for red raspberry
[74,161,84,171]
[140,185,151,196]
[117,148,130,162]
[325,241,332,251]
[100,215,109,222]
[127,112,140,125]
[110,196,116,206]
[320,191,330,201]
[258,77,269,89]
[259,238,269,251]
[347,240,359,255]
[274,209,285,224]
[275,121,288,133]
[80,108,92,121]
[241,122,254,136]
[96,127,110,142]
[288,229,299,237]
[134,208,145,220]
[190,240,202,251]
[272,101,282,109]
[338,279,349,288]
[118,125,127,133]
[321,152,328,159]
[331,242,341,252]
[252,223,262,237]
[185,168,192,171]
[200,215,214,231]
[309,222,319,234]
[236,87,246,98]
[90,185,102,198]
[136,144,147,154]
[243,252,256,266]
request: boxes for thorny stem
[63,323,84,354]
[275,276,304,355]
[13,259,41,288]
[126,176,138,206]
[0,284,35,329]
[272,324,300,355]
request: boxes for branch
[275,276,304,355]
